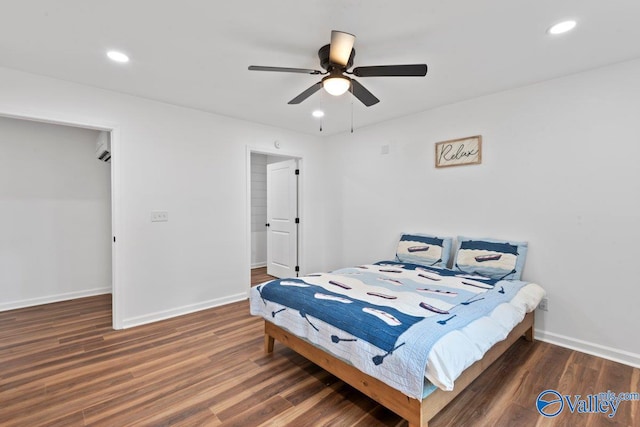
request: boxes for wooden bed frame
[264,311,535,427]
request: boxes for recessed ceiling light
[547,20,577,35]
[312,110,325,118]
[107,50,130,63]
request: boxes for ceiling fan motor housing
[318,44,355,71]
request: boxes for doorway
[0,116,112,311]
[247,147,302,286]
[0,111,119,329]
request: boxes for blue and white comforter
[250,261,544,399]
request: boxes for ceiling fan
[248,30,428,107]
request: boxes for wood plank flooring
[251,267,276,287]
[1,294,638,426]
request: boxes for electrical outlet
[151,211,169,222]
[538,297,548,311]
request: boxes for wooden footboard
[264,311,535,427]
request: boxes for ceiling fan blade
[350,79,379,107]
[288,82,323,104]
[249,65,322,75]
[329,30,356,67]
[352,64,428,77]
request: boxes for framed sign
[435,135,482,168]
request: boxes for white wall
[0,66,326,328]
[0,116,112,310]
[324,59,640,366]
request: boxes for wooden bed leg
[524,326,534,342]
[265,334,275,353]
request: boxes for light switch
[151,211,169,222]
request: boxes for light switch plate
[151,211,169,222]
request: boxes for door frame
[0,107,122,329]
[245,145,304,288]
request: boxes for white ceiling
[2,1,640,135]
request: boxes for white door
[266,159,298,278]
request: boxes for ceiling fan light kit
[322,72,351,96]
[249,30,428,107]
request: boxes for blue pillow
[453,236,528,280]
[396,233,453,268]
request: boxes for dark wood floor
[1,294,638,426]
[251,266,276,286]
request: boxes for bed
[250,236,544,427]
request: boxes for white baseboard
[251,262,267,269]
[0,287,112,312]
[535,329,640,369]
[121,292,249,329]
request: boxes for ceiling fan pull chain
[320,90,324,132]
[350,84,354,133]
